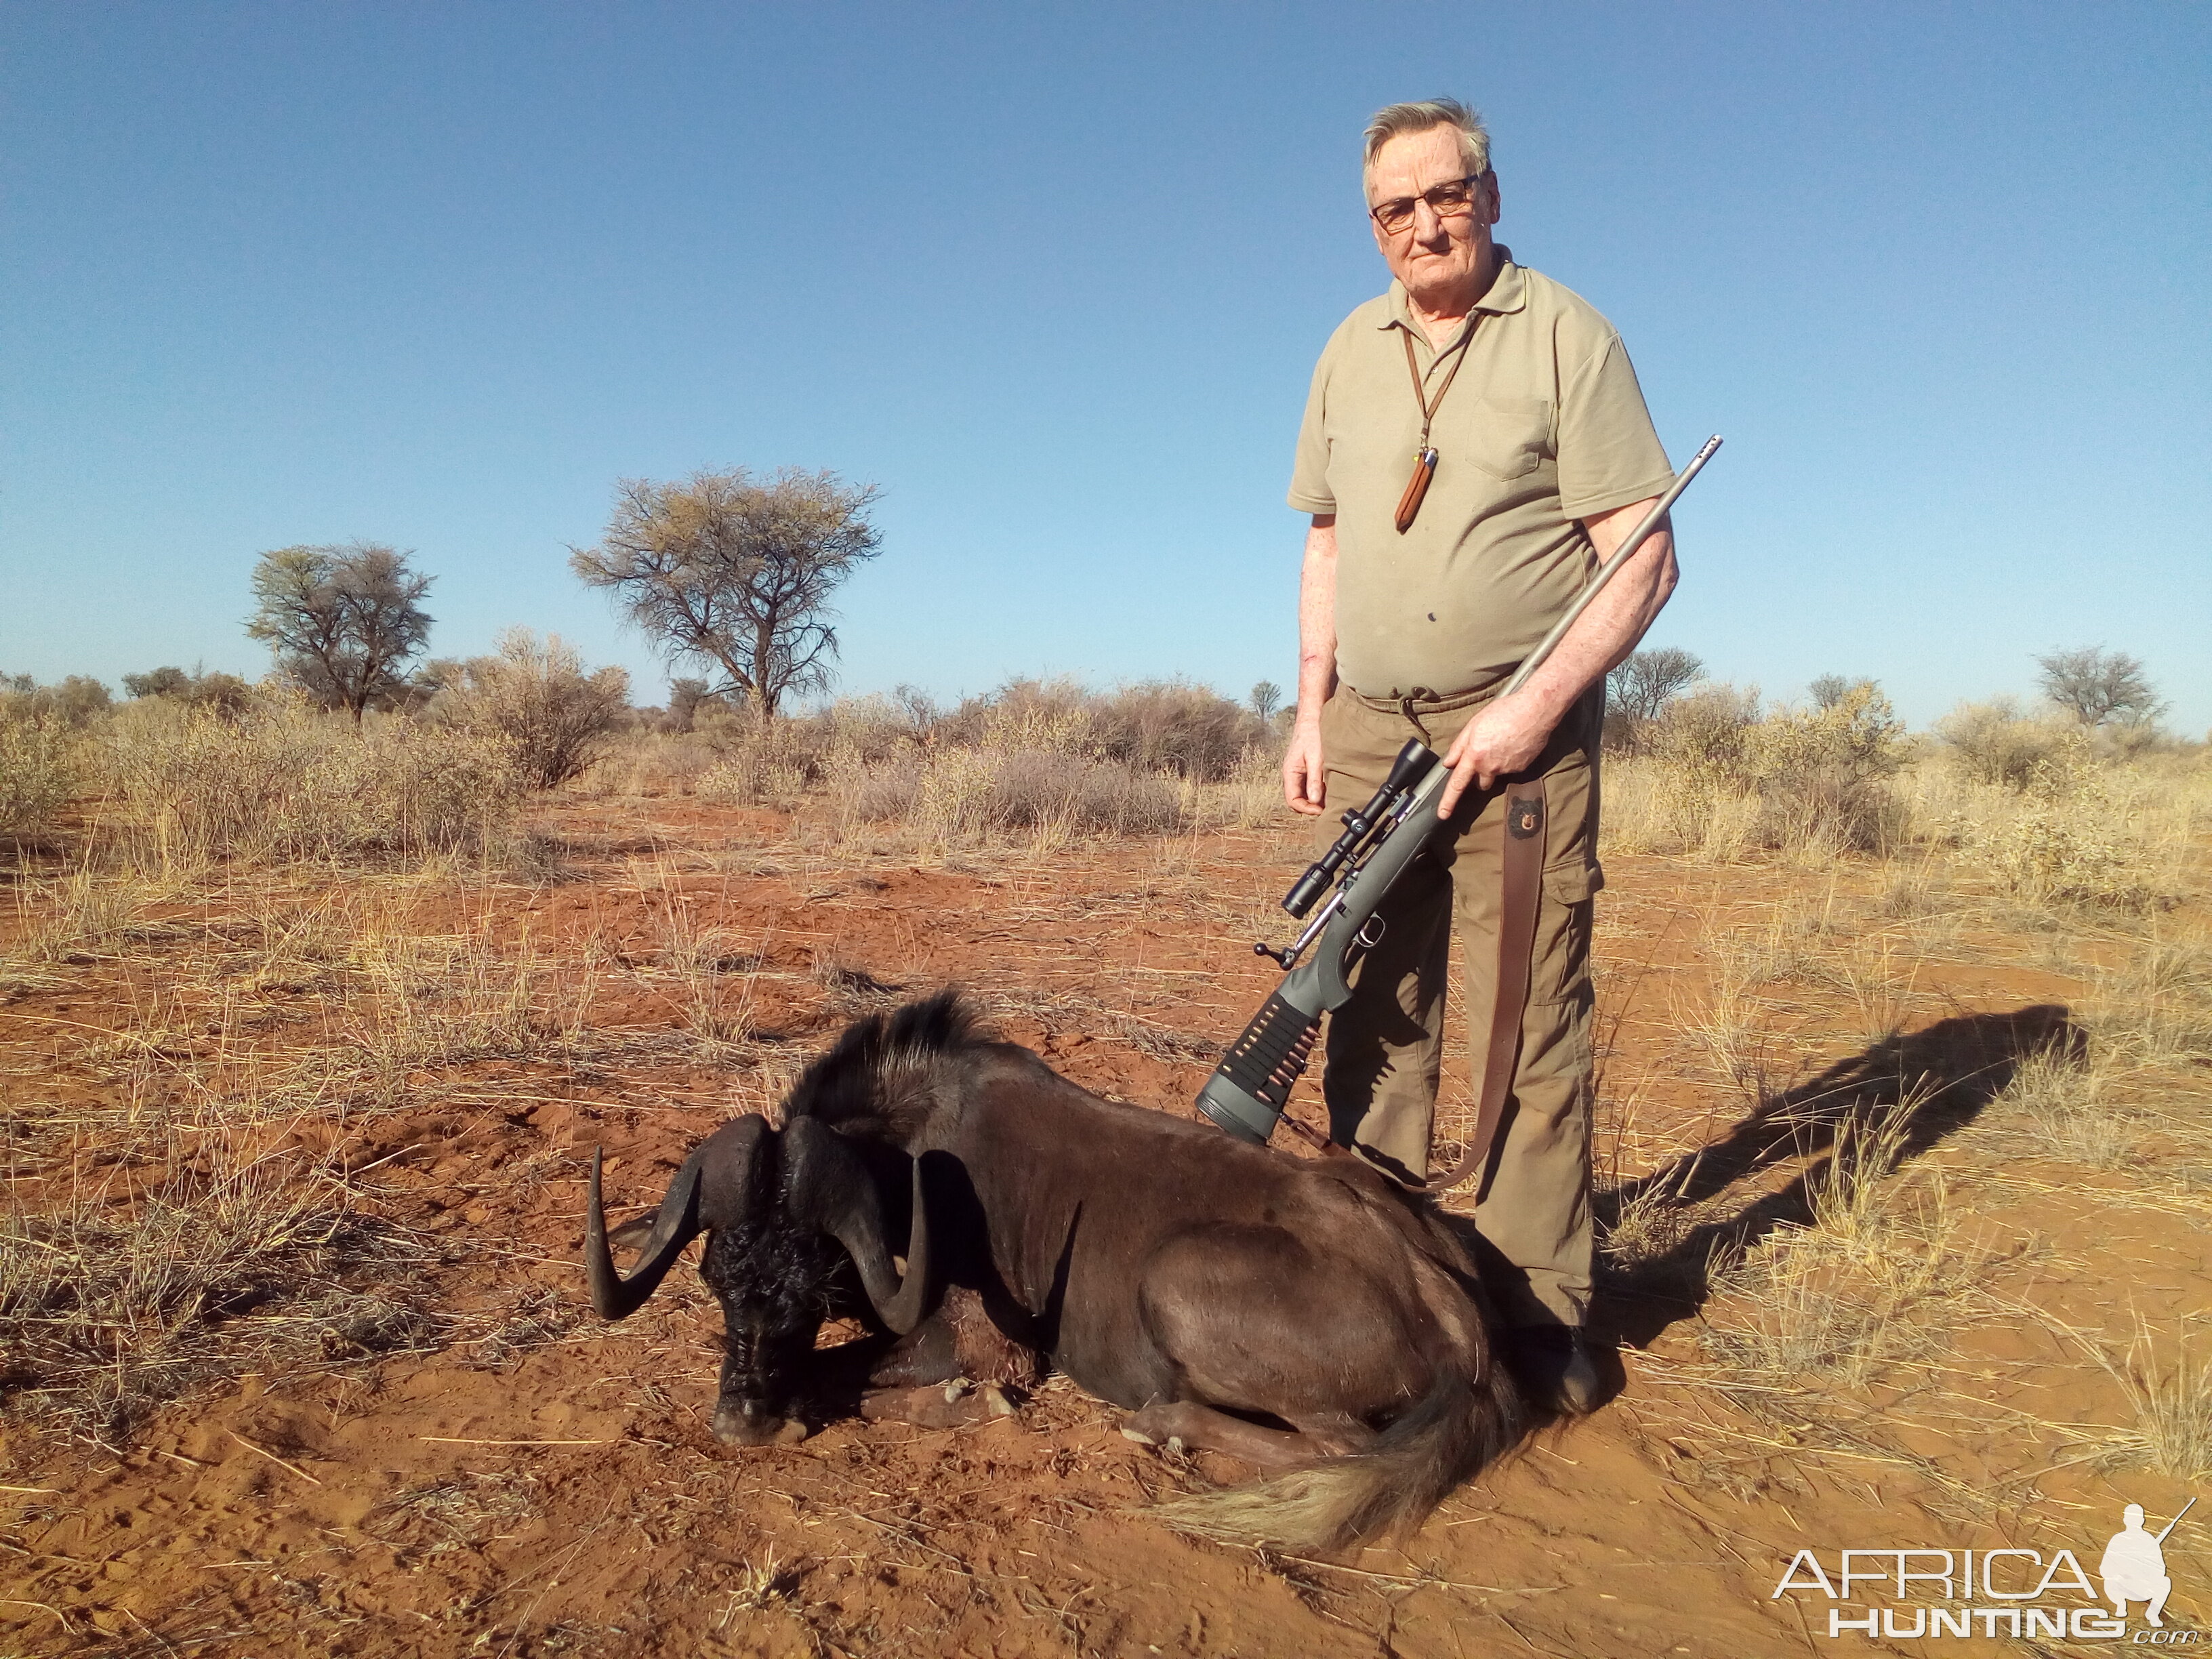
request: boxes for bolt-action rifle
[1195,436,1723,1155]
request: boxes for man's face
[1366,125,1499,306]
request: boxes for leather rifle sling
[1420,774,1546,1193]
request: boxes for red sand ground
[3,798,2205,1656]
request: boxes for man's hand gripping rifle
[1195,436,1723,1151]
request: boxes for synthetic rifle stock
[1194,737,1450,1143]
[1195,436,1723,1148]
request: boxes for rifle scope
[1281,739,1437,919]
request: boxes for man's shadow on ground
[1570,1002,2082,1349]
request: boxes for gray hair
[1362,99,1491,184]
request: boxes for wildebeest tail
[1151,1355,1523,1555]
[782,988,984,1139]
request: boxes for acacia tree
[570,468,882,723]
[1607,647,1705,722]
[2034,646,2165,728]
[123,665,255,717]
[123,666,191,699]
[1603,647,1705,755]
[247,541,434,722]
[665,677,718,733]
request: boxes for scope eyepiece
[1381,738,1437,797]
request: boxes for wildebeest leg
[862,1286,1036,1429]
[868,1307,960,1388]
[859,1380,1019,1429]
[869,1284,1038,1390]
[1123,1401,1376,1471]
[1132,1222,1465,1443]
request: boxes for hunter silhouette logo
[1771,1498,2198,1641]
[1508,798,1541,838]
[2102,1499,2190,1629]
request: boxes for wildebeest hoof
[981,1383,1016,1419]
[1166,1435,1187,1456]
[712,1403,804,1447]
[1120,1426,1158,1445]
[942,1379,971,1404]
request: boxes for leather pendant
[1393,447,1438,534]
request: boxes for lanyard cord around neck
[1401,315,1479,453]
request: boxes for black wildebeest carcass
[586,991,1523,1551]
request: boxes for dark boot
[1501,1326,1620,1416]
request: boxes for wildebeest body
[588,991,1523,1550]
[903,1044,1487,1435]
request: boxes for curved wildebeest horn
[586,1115,771,1319]
[782,1117,932,1335]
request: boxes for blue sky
[4,3,2207,731]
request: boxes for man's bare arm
[1281,514,1338,816]
[1434,495,1677,817]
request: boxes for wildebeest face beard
[701,1210,846,1442]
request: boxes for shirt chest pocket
[1456,396,1553,481]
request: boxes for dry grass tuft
[2064,1314,2212,1482]
[575,729,722,798]
[1696,1111,2006,1384]
[1675,930,1776,1103]
[1599,1149,1704,1270]
[842,745,1189,845]
[2091,937,2212,1068]
[3,865,184,976]
[2104,1334,2212,1481]
[1812,935,1919,1048]
[1984,1044,2144,1169]
[643,896,762,1046]
[343,906,554,1082]
[715,1550,797,1622]
[0,1134,431,1446]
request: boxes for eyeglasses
[1368,173,1486,236]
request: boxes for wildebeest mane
[781,987,984,1141]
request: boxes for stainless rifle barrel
[1501,434,1723,699]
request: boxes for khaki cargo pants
[1317,681,1601,1330]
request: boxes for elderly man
[1282,99,1679,1412]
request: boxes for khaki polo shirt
[1290,253,1675,699]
